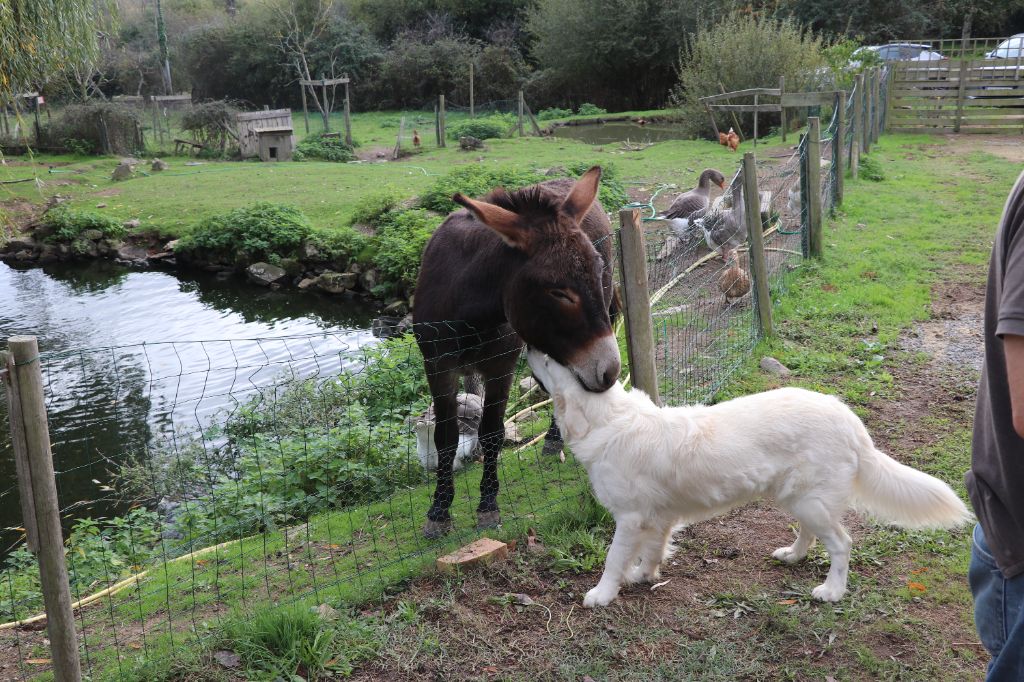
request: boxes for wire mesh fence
[0,74,886,680]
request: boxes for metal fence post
[835,90,846,206]
[806,118,823,259]
[617,209,660,404]
[741,154,774,338]
[7,336,82,681]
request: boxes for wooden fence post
[393,116,405,160]
[2,350,38,553]
[434,103,440,147]
[7,336,82,682]
[871,68,881,143]
[517,90,525,137]
[806,118,823,259]
[741,154,774,338]
[300,85,310,135]
[835,90,846,206]
[438,95,446,148]
[851,74,862,178]
[617,209,660,404]
[469,62,475,118]
[343,81,352,147]
[779,76,786,142]
[859,72,869,155]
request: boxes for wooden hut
[236,109,294,158]
[256,126,294,161]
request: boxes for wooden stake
[806,118,823,259]
[469,62,475,118]
[393,116,405,160]
[300,84,309,134]
[8,336,82,681]
[2,351,37,553]
[517,90,525,137]
[858,72,869,155]
[871,68,881,143]
[617,209,660,405]
[439,95,446,148]
[779,76,786,142]
[434,103,440,146]
[851,74,862,178]
[343,81,352,146]
[742,154,774,337]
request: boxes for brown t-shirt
[968,169,1024,579]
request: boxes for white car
[854,43,945,64]
[986,34,1024,59]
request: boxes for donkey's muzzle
[571,334,621,392]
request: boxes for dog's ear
[553,394,589,442]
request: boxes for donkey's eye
[548,289,575,304]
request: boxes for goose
[413,393,483,472]
[657,169,726,237]
[696,182,747,257]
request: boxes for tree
[0,0,109,101]
[527,0,726,110]
[277,0,347,130]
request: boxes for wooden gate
[889,59,1024,134]
[236,109,294,158]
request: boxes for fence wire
[1,82,876,680]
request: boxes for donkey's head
[452,167,620,392]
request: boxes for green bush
[563,161,629,212]
[670,13,826,139]
[349,191,400,226]
[307,227,368,265]
[446,114,514,141]
[373,209,443,292]
[294,133,357,162]
[537,107,573,121]
[176,202,313,264]
[63,137,92,156]
[859,155,885,182]
[43,205,128,243]
[576,103,607,116]
[419,165,544,213]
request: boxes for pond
[550,121,692,145]
[0,261,378,552]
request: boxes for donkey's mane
[483,184,566,231]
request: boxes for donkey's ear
[560,166,602,224]
[453,193,531,251]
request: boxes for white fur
[414,420,477,472]
[526,350,972,608]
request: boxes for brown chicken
[718,131,730,147]
[412,129,421,148]
[718,248,751,304]
[726,127,740,152]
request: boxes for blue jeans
[969,523,1024,681]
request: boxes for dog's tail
[852,446,972,529]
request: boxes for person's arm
[1007,334,1024,439]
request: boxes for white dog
[526,350,971,608]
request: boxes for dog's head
[527,349,592,442]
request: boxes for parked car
[853,43,945,63]
[985,34,1024,59]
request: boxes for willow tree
[0,0,107,102]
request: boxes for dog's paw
[811,583,846,602]
[583,585,619,608]
[772,546,805,564]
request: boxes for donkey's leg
[424,371,460,539]
[476,371,514,528]
[541,415,564,457]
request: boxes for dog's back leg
[778,498,852,601]
[584,515,645,608]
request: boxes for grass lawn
[1,108,739,242]
[1,128,1014,680]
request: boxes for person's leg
[968,523,1024,680]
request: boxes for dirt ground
[343,274,987,682]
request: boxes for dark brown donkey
[413,166,621,538]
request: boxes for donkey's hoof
[423,519,453,539]
[476,510,501,529]
[541,437,564,457]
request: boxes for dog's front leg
[584,516,643,608]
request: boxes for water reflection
[0,261,376,552]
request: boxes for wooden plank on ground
[436,538,509,573]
